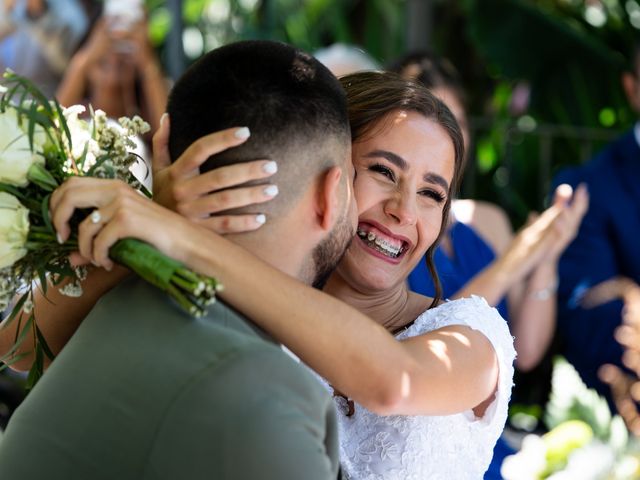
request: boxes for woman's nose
[384,192,417,226]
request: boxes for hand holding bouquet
[0,71,222,387]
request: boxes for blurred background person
[0,0,89,97]
[56,0,169,135]
[551,38,640,410]
[314,42,380,77]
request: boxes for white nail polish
[262,161,278,174]
[263,185,279,197]
[255,214,266,225]
[234,127,250,139]
[56,233,63,244]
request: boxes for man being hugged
[0,40,355,479]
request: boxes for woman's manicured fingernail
[234,127,250,139]
[160,113,168,126]
[255,214,266,225]
[262,161,278,174]
[263,185,279,197]
[56,233,63,244]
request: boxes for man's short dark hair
[167,40,351,213]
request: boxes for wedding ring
[90,210,102,224]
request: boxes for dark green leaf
[35,324,55,361]
[0,313,33,364]
[54,99,72,153]
[0,293,29,330]
[37,268,48,296]
[41,194,54,233]
[25,345,44,391]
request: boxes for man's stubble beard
[311,213,355,290]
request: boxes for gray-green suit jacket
[0,278,341,479]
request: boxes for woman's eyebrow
[364,150,450,191]
[424,173,449,191]
[364,150,407,170]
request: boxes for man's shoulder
[584,130,637,175]
[553,130,635,185]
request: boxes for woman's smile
[355,220,412,263]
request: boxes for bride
[4,71,580,478]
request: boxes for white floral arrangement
[0,71,222,387]
[501,357,640,480]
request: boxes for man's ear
[622,72,640,112]
[314,166,343,232]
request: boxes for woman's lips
[355,221,412,263]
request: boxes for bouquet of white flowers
[0,71,222,387]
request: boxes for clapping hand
[584,277,640,435]
[498,183,588,281]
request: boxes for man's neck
[228,224,312,285]
[323,273,423,332]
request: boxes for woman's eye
[370,164,395,181]
[420,189,446,203]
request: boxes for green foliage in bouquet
[0,71,222,389]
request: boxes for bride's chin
[339,259,400,293]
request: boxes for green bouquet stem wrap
[109,238,222,317]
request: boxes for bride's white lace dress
[331,296,516,480]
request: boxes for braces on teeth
[357,229,404,257]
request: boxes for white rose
[0,108,46,186]
[0,191,29,269]
[62,105,100,171]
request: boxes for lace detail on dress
[334,296,516,480]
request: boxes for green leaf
[0,293,29,331]
[54,99,72,153]
[0,313,33,364]
[27,100,38,153]
[38,268,48,296]
[25,345,44,391]
[41,193,54,233]
[0,353,27,372]
[35,324,55,361]
[27,163,59,192]
[0,182,26,200]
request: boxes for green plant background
[145,0,638,227]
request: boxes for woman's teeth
[357,229,404,258]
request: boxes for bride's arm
[0,122,276,369]
[0,267,128,371]
[50,178,499,417]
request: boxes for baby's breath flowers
[0,71,222,387]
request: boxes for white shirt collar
[634,121,640,148]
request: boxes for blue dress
[408,221,512,480]
[408,221,509,319]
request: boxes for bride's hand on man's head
[151,114,279,234]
